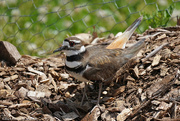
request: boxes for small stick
[145,43,169,59]
[80,82,88,106]
[97,82,102,105]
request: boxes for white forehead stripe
[65,61,82,68]
[63,41,70,47]
[71,40,81,43]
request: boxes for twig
[145,43,169,59]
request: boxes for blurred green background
[0,0,180,57]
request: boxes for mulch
[0,26,180,121]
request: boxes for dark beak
[53,46,66,53]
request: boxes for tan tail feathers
[106,16,143,49]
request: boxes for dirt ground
[0,26,180,121]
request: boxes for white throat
[65,61,82,68]
[65,45,86,69]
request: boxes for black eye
[69,41,75,47]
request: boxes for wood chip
[126,76,135,82]
[156,102,173,110]
[117,108,132,121]
[23,72,36,76]
[12,67,25,71]
[152,55,161,66]
[0,71,6,76]
[27,66,47,80]
[157,33,167,40]
[173,45,180,53]
[3,75,18,82]
[133,66,139,78]
[17,87,28,98]
[0,105,7,108]
[0,89,10,98]
[39,79,49,84]
[42,114,57,121]
[49,74,57,93]
[27,91,46,102]
[81,105,101,121]
[160,67,169,76]
[0,100,13,106]
[0,81,4,89]
[0,67,4,71]
[50,70,59,78]
[61,112,79,121]
[60,73,69,80]
[113,86,126,97]
[9,103,31,109]
[101,110,113,121]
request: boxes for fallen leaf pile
[0,26,179,121]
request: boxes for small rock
[102,91,108,95]
[0,41,21,65]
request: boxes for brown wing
[83,39,145,81]
[83,49,126,81]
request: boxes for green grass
[0,0,179,57]
[143,3,174,28]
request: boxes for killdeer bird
[53,17,144,104]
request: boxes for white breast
[65,61,82,68]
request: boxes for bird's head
[53,37,86,56]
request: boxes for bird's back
[82,39,145,81]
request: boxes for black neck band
[66,65,86,73]
[66,50,86,62]
[66,54,83,62]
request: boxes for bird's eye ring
[69,41,75,47]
